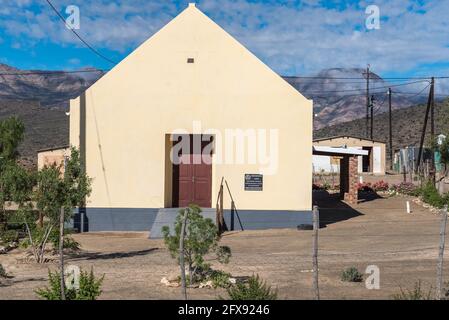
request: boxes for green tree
[0,116,25,163]
[24,147,91,263]
[0,117,26,232]
[0,162,36,233]
[162,205,231,284]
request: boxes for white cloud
[0,0,448,80]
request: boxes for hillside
[0,63,443,167]
[0,63,103,107]
[285,68,428,129]
[315,98,449,153]
[0,100,68,168]
[0,63,431,127]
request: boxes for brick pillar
[344,156,358,205]
[339,157,349,200]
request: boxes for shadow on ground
[312,190,372,228]
[0,276,45,288]
[69,248,159,261]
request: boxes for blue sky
[1,0,449,81]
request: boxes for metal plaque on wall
[244,174,263,191]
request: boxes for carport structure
[313,146,369,205]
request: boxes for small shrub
[420,181,446,209]
[225,275,277,300]
[0,229,19,245]
[20,227,80,252]
[0,264,7,278]
[210,270,232,289]
[162,205,231,285]
[313,183,325,191]
[444,282,449,300]
[372,180,389,192]
[77,269,104,300]
[51,234,81,252]
[341,267,363,282]
[216,246,232,264]
[391,182,420,196]
[392,280,432,300]
[357,182,373,192]
[35,268,104,300]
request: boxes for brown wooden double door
[172,135,212,208]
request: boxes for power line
[0,69,108,76]
[44,0,117,65]
[394,84,432,98]
[285,75,449,80]
[304,80,430,94]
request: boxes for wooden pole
[59,207,66,300]
[312,205,320,300]
[370,95,374,140]
[436,205,448,300]
[388,88,393,170]
[231,201,235,231]
[416,82,434,172]
[179,209,188,300]
[225,180,243,231]
[219,184,224,232]
[365,66,370,139]
[430,77,436,185]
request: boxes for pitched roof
[313,135,386,144]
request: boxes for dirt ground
[1,192,448,300]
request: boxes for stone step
[149,208,216,239]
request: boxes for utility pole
[370,95,375,140]
[312,205,320,300]
[365,65,370,138]
[430,77,435,141]
[430,77,436,184]
[416,80,435,172]
[388,88,393,170]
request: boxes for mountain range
[0,63,104,108]
[0,63,433,125]
[0,63,443,165]
[284,68,432,128]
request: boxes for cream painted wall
[70,5,312,211]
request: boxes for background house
[313,135,386,175]
[37,146,69,172]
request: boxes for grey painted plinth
[149,208,216,238]
[73,207,313,237]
